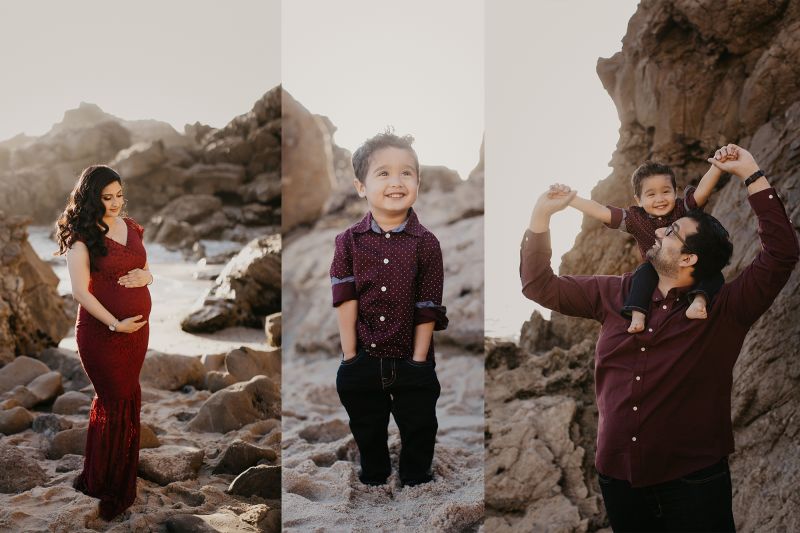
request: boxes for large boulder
[35,348,91,392]
[281,90,336,232]
[139,351,205,391]
[32,413,73,436]
[109,140,167,178]
[181,235,281,333]
[188,375,280,433]
[224,347,281,382]
[0,215,71,364]
[52,391,93,415]
[227,465,281,499]
[205,371,237,393]
[212,441,277,475]
[0,406,34,435]
[0,443,48,493]
[138,445,204,486]
[0,356,50,394]
[25,371,63,404]
[47,427,88,459]
[184,163,246,195]
[265,312,281,348]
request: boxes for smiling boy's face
[354,146,419,218]
[635,174,677,217]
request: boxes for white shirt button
[769,194,774,199]
[385,233,391,238]
[383,258,389,264]
[379,316,385,321]
[633,406,638,411]
[381,286,387,292]
[640,347,646,352]
[370,343,376,348]
[632,436,637,442]
[648,328,653,332]
[635,376,641,381]
[662,305,668,310]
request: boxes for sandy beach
[281,348,484,532]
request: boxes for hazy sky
[0,0,280,141]
[486,1,640,338]
[282,0,484,180]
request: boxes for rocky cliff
[0,90,281,257]
[0,214,72,366]
[486,1,800,531]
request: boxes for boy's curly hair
[352,127,420,183]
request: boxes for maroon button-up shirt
[520,188,798,487]
[606,186,699,258]
[331,208,448,360]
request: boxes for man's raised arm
[520,184,607,321]
[711,145,800,327]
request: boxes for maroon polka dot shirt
[330,208,448,359]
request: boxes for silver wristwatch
[108,320,120,332]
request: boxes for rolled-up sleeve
[330,231,357,307]
[683,185,700,211]
[414,233,448,330]
[605,205,626,231]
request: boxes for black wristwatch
[744,169,765,187]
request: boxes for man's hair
[351,128,420,183]
[631,161,677,197]
[682,210,734,282]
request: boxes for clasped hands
[540,144,755,216]
[117,268,152,288]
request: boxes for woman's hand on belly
[118,268,152,288]
[116,314,148,333]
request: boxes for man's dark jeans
[336,349,440,486]
[598,457,736,532]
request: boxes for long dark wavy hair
[55,165,126,270]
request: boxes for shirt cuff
[605,206,624,229]
[414,302,448,330]
[684,185,699,210]
[748,186,781,212]
[332,281,357,307]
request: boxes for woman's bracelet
[147,272,154,286]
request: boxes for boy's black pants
[336,349,440,486]
[622,261,726,317]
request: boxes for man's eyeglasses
[664,223,694,254]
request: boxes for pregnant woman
[55,165,152,520]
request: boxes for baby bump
[92,282,152,320]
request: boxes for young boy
[330,130,448,487]
[556,154,733,332]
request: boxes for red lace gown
[73,217,151,520]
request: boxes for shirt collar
[353,208,426,237]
